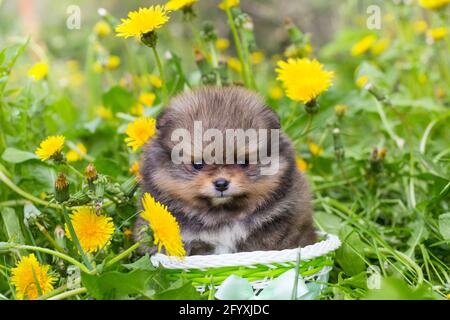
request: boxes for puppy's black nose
[214,178,229,191]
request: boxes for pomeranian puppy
[134,86,316,255]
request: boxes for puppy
[134,86,316,255]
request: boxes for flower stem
[225,8,249,87]
[35,221,65,253]
[0,170,61,209]
[301,113,314,137]
[238,28,256,89]
[2,243,90,273]
[48,287,87,300]
[373,99,404,149]
[209,42,222,86]
[151,46,168,105]
[37,285,67,300]
[66,163,84,179]
[105,240,144,269]
[62,206,94,271]
[190,20,209,63]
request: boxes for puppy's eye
[192,162,204,170]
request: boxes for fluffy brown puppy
[134,86,316,255]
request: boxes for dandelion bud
[305,99,319,114]
[181,4,196,20]
[284,17,304,45]
[54,225,65,239]
[120,176,140,198]
[54,225,66,250]
[378,148,387,160]
[95,175,108,199]
[369,147,386,174]
[332,128,345,161]
[141,31,158,48]
[201,21,218,42]
[55,172,70,203]
[335,104,348,118]
[65,191,90,207]
[85,163,98,190]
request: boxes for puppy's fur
[134,86,316,255]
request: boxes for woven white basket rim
[150,232,341,270]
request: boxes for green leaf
[364,277,437,300]
[94,158,122,177]
[335,228,366,276]
[337,271,368,290]
[122,254,155,271]
[1,207,26,245]
[102,86,133,114]
[81,269,155,300]
[152,279,202,300]
[438,213,450,240]
[1,148,38,163]
[23,203,42,227]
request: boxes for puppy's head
[143,87,294,222]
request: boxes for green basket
[151,232,340,296]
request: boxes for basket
[151,232,341,298]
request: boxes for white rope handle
[151,232,341,270]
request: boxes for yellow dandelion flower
[215,38,230,51]
[149,74,163,88]
[116,6,170,38]
[276,58,334,104]
[94,20,111,37]
[66,143,87,163]
[309,142,324,157]
[65,207,115,253]
[356,75,369,89]
[28,62,49,81]
[96,106,113,119]
[105,55,121,70]
[227,57,242,73]
[414,20,428,33]
[371,38,390,55]
[251,51,265,65]
[269,85,284,100]
[11,254,57,300]
[419,0,450,10]
[130,161,141,176]
[435,86,445,99]
[296,157,308,172]
[351,35,376,56]
[139,92,156,106]
[428,27,448,41]
[219,0,240,10]
[141,193,186,257]
[418,74,428,84]
[35,135,65,161]
[335,104,349,116]
[125,117,157,151]
[131,103,145,116]
[166,0,198,11]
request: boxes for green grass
[0,1,449,300]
